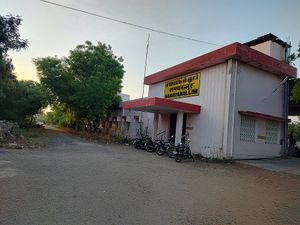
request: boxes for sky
[1,0,300,99]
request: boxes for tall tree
[289,43,300,101]
[0,79,49,124]
[34,41,124,131]
[0,14,28,79]
[0,14,49,125]
[288,43,300,65]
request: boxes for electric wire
[40,0,222,47]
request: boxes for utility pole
[140,33,150,135]
[142,33,150,98]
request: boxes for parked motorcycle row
[132,131,194,162]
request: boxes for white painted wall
[148,63,229,157]
[232,63,284,159]
[157,114,170,140]
[147,60,285,159]
[250,40,284,61]
[119,93,130,102]
[117,109,153,138]
[250,40,272,57]
[270,42,284,61]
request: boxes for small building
[100,93,153,139]
[123,34,297,159]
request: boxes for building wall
[232,62,284,159]
[148,63,229,157]
[250,40,272,57]
[157,114,170,140]
[250,40,284,61]
[270,42,284,62]
[121,110,153,138]
[147,60,285,159]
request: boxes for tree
[34,41,124,132]
[43,104,76,128]
[0,14,28,79]
[289,121,300,142]
[0,14,48,125]
[288,43,300,65]
[0,79,49,124]
[289,43,300,101]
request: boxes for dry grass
[0,127,49,149]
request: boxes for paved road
[1,129,300,225]
[240,157,300,176]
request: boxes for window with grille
[240,115,256,142]
[265,120,279,144]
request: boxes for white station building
[123,34,297,159]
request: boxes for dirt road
[0,129,300,225]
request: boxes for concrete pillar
[152,112,159,140]
[175,111,184,144]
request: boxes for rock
[15,145,23,149]
[0,120,19,137]
[5,143,23,149]
[6,143,18,149]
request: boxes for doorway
[169,114,177,138]
[182,113,187,136]
[169,113,187,141]
[182,113,187,142]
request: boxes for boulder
[0,120,19,137]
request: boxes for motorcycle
[173,137,194,162]
[155,135,175,157]
[145,131,166,152]
[145,138,156,152]
[133,135,151,150]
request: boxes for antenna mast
[142,33,150,98]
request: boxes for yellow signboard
[164,73,200,99]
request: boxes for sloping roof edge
[122,97,201,113]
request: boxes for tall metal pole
[140,34,150,136]
[142,33,150,98]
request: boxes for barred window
[240,115,256,142]
[265,120,279,144]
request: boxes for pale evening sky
[1,0,300,99]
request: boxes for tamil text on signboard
[164,73,200,99]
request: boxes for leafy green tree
[289,43,300,101]
[0,14,49,125]
[34,41,124,131]
[43,104,75,127]
[288,43,300,65]
[289,121,300,142]
[0,80,49,124]
[0,14,28,79]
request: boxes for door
[182,113,187,142]
[169,114,177,138]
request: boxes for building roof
[244,33,291,48]
[238,111,287,122]
[122,97,201,114]
[144,42,297,85]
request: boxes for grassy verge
[56,127,131,145]
[0,127,48,149]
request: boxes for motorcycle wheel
[175,155,182,162]
[156,147,164,156]
[168,149,174,158]
[146,145,154,152]
[133,141,140,149]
